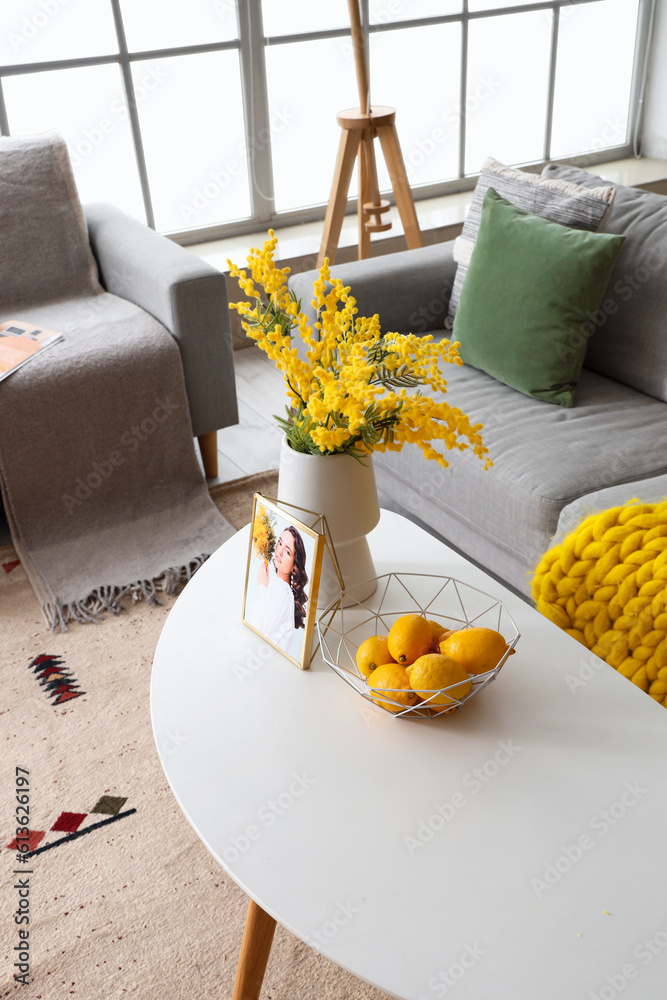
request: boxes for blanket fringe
[43,553,210,632]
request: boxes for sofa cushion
[0,131,101,311]
[555,474,667,542]
[447,157,615,322]
[372,355,667,596]
[542,162,667,403]
[453,188,624,407]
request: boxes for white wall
[640,0,667,157]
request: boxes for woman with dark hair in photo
[247,525,309,653]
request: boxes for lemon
[355,635,393,678]
[426,619,449,651]
[367,662,420,713]
[388,614,433,665]
[440,627,515,675]
[406,653,471,707]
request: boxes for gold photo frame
[242,494,342,670]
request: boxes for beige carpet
[0,471,389,999]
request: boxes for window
[0,0,654,243]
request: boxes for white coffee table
[151,510,667,1000]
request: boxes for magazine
[0,320,63,382]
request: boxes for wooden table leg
[232,898,277,1000]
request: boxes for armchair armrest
[83,202,238,437]
[288,240,457,334]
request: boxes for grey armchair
[0,131,239,625]
[84,202,238,478]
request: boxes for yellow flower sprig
[227,232,491,470]
[252,502,276,564]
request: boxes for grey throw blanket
[0,132,233,629]
[0,294,234,629]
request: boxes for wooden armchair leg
[198,431,219,479]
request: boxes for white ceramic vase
[277,436,380,607]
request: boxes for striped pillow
[447,157,616,324]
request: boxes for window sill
[191,157,667,277]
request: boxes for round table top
[151,510,667,1000]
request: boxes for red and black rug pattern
[2,552,20,575]
[29,653,85,705]
[6,794,135,860]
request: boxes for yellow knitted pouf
[531,500,667,708]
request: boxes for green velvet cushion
[453,187,625,407]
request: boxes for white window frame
[0,0,656,244]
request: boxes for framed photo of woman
[242,495,325,669]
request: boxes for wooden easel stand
[317,0,423,266]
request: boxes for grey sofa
[289,164,667,599]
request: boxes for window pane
[371,23,461,191]
[263,1,463,37]
[262,0,351,36]
[266,37,359,211]
[465,10,552,174]
[119,0,237,51]
[134,52,250,232]
[369,0,462,20]
[3,64,146,222]
[468,0,544,8]
[0,0,117,66]
[550,0,638,159]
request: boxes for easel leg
[318,127,361,267]
[357,137,371,260]
[232,898,277,1000]
[377,123,423,250]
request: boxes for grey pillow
[0,131,101,311]
[447,157,615,323]
[542,162,667,404]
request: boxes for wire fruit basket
[316,572,520,718]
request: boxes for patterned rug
[0,471,389,999]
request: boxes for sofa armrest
[83,202,238,437]
[288,240,457,334]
